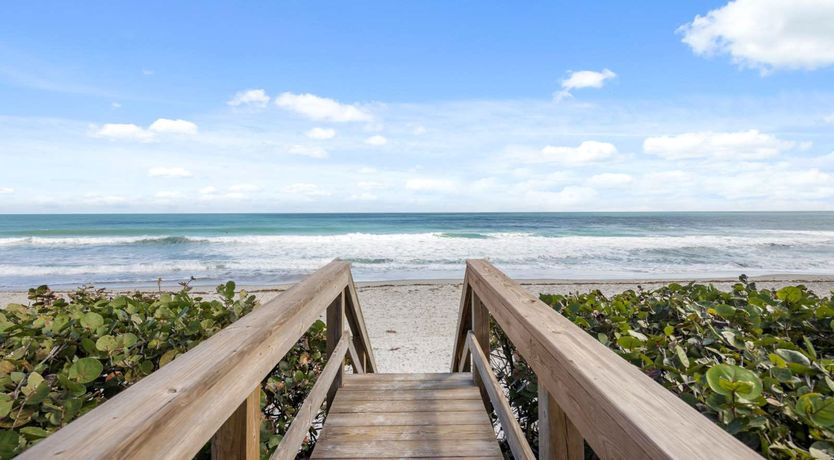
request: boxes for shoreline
[3,276,832,373]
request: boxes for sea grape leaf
[0,394,12,418]
[96,335,118,352]
[775,348,811,366]
[796,393,834,428]
[70,358,103,384]
[675,345,690,368]
[0,430,19,458]
[80,312,104,329]
[706,364,762,401]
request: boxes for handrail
[465,332,535,460]
[452,259,760,460]
[270,333,351,460]
[20,259,376,460]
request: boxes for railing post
[471,292,490,407]
[326,292,344,410]
[538,386,583,460]
[211,386,261,460]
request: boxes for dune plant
[490,276,834,459]
[0,283,327,459]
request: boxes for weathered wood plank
[470,293,491,412]
[465,259,761,460]
[311,439,502,458]
[18,260,352,460]
[335,387,482,401]
[345,274,377,373]
[467,332,535,460]
[319,425,496,442]
[270,335,350,460]
[323,411,492,427]
[451,273,472,372]
[347,340,364,374]
[344,372,472,382]
[329,397,486,413]
[211,386,260,460]
[539,385,583,460]
[325,293,345,410]
[340,380,475,390]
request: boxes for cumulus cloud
[555,69,616,100]
[0,187,14,194]
[148,167,192,178]
[405,178,458,193]
[154,191,181,199]
[705,167,834,201]
[825,113,834,124]
[643,130,796,160]
[513,141,618,165]
[287,145,329,159]
[148,118,198,135]
[275,92,371,122]
[305,127,336,139]
[91,123,155,142]
[588,173,633,187]
[227,89,270,107]
[228,184,260,193]
[199,186,217,194]
[91,118,198,141]
[364,135,387,146]
[679,0,834,71]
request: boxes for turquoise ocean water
[1,212,833,289]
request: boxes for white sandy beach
[3,275,833,373]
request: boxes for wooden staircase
[20,259,762,460]
[312,373,501,459]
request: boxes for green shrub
[0,283,327,459]
[491,276,834,459]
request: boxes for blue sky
[1,0,833,212]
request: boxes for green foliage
[491,276,834,459]
[0,282,327,459]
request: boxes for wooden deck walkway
[312,373,501,459]
[20,259,762,460]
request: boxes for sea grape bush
[490,276,834,459]
[0,283,327,459]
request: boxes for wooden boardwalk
[20,259,762,460]
[312,373,501,459]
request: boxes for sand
[3,275,833,373]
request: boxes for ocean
[0,212,833,289]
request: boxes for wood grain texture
[538,385,583,460]
[450,272,472,372]
[270,334,350,460]
[467,332,535,460]
[18,260,352,460]
[312,372,501,459]
[211,386,261,460]
[345,274,377,373]
[347,340,364,374]
[326,293,345,410]
[464,259,761,460]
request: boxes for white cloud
[91,118,198,142]
[305,127,336,139]
[275,92,372,122]
[357,181,385,190]
[111,102,121,109]
[199,186,217,194]
[365,135,387,146]
[825,113,834,124]
[227,89,270,107]
[588,173,633,187]
[643,130,796,160]
[679,0,834,71]
[0,187,14,194]
[82,194,127,205]
[283,183,330,197]
[287,145,329,159]
[148,167,192,178]
[148,118,198,135]
[405,178,458,193]
[91,123,155,142]
[518,141,618,165]
[705,167,834,201]
[142,69,154,76]
[556,69,616,100]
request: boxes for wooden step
[311,373,501,459]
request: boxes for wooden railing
[452,259,761,460]
[20,259,376,460]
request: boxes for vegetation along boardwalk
[18,259,761,459]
